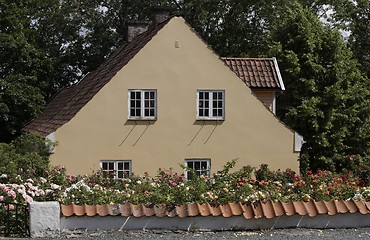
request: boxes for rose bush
[0,161,369,208]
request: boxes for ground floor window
[100,160,132,179]
[185,159,211,180]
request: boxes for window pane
[108,162,114,170]
[145,92,149,99]
[218,92,223,99]
[150,100,155,107]
[136,109,141,116]
[205,92,209,99]
[130,92,135,99]
[144,101,149,107]
[199,92,203,99]
[102,162,107,170]
[124,162,129,170]
[213,92,218,99]
[213,109,217,116]
[195,161,200,169]
[199,109,204,117]
[218,109,223,116]
[218,101,223,108]
[204,109,209,116]
[187,162,193,169]
[118,162,123,170]
[118,171,124,179]
[201,161,207,169]
[130,100,135,107]
[150,91,155,99]
[205,101,209,108]
[136,92,141,98]
[150,109,154,116]
[144,109,149,116]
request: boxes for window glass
[128,90,156,119]
[185,159,210,180]
[197,90,224,120]
[101,160,132,179]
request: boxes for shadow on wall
[119,120,155,146]
[188,120,224,146]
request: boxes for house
[23,14,299,178]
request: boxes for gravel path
[47,228,370,240]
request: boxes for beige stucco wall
[50,17,299,176]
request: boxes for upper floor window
[128,90,157,120]
[197,90,225,120]
[101,160,132,179]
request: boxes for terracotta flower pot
[293,201,307,216]
[176,204,188,218]
[271,201,285,217]
[187,202,199,216]
[365,201,370,211]
[167,206,177,217]
[241,203,254,219]
[84,204,97,216]
[334,200,348,214]
[97,204,109,216]
[313,200,328,214]
[324,200,337,215]
[219,203,233,218]
[197,202,211,216]
[209,203,222,216]
[154,204,167,217]
[251,201,263,218]
[61,204,74,217]
[108,204,120,216]
[143,205,155,217]
[354,201,368,214]
[119,202,131,217]
[281,201,295,216]
[261,200,275,219]
[303,200,318,217]
[343,200,358,213]
[131,203,143,217]
[229,202,243,216]
[72,203,85,216]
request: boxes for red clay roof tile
[222,57,284,90]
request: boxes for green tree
[270,3,370,172]
[0,0,49,142]
[0,133,53,179]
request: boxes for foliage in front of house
[1,160,369,208]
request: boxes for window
[185,159,210,180]
[197,90,224,120]
[128,90,157,120]
[101,160,132,179]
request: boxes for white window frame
[185,159,211,180]
[128,89,157,120]
[197,90,225,120]
[100,160,132,179]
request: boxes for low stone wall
[29,201,370,238]
[60,213,370,231]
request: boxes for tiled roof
[22,18,170,136]
[222,57,285,90]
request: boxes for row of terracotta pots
[60,200,370,218]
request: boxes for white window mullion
[197,90,224,120]
[128,90,157,120]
